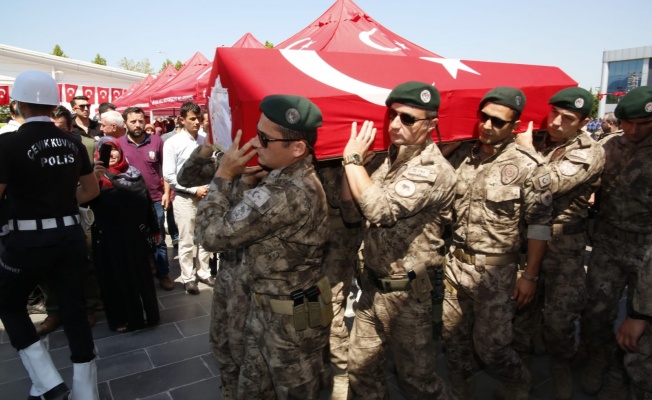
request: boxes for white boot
[69,359,99,400]
[19,341,68,398]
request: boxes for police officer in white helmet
[0,70,100,400]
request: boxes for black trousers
[0,240,95,363]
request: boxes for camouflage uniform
[178,146,252,400]
[197,156,330,400]
[442,139,552,398]
[340,139,455,400]
[582,132,652,395]
[513,132,604,360]
[317,164,362,399]
[625,247,652,399]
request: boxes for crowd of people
[0,69,650,400]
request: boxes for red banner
[57,84,63,102]
[0,86,9,106]
[82,86,96,103]
[97,87,110,103]
[63,84,78,103]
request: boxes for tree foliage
[174,60,183,70]
[118,57,153,74]
[52,44,68,58]
[92,54,107,66]
[0,105,10,124]
[159,59,184,73]
[264,41,274,49]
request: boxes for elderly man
[99,110,126,139]
[442,87,553,400]
[582,86,652,399]
[513,87,605,399]
[196,95,331,399]
[595,112,622,141]
[339,81,455,399]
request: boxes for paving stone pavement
[0,243,623,399]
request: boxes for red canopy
[207,48,576,159]
[114,64,178,111]
[114,75,154,105]
[232,32,266,49]
[276,0,441,58]
[147,52,211,112]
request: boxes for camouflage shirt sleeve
[523,163,553,240]
[177,146,219,188]
[633,250,652,317]
[547,140,605,197]
[197,177,308,253]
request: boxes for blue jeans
[153,201,170,278]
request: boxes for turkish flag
[97,87,110,103]
[57,84,63,102]
[0,86,9,106]
[111,88,123,101]
[82,86,96,103]
[64,84,78,102]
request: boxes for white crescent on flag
[84,89,93,97]
[280,50,390,106]
[112,90,120,97]
[67,88,75,96]
[0,88,5,95]
[359,28,400,53]
[100,90,107,97]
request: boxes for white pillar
[598,60,609,119]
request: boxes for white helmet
[11,70,60,106]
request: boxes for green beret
[259,95,322,133]
[549,87,593,115]
[615,86,652,120]
[385,81,440,111]
[480,87,526,113]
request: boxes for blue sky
[3,0,650,90]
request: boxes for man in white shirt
[162,102,213,294]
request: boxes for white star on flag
[421,57,480,79]
[394,41,409,50]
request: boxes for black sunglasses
[257,130,299,148]
[76,104,91,110]
[388,110,431,127]
[478,111,514,129]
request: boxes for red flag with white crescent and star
[111,88,123,101]
[82,86,96,103]
[64,84,78,102]
[0,86,9,105]
[97,87,110,103]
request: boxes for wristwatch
[342,153,363,166]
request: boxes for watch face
[352,154,363,164]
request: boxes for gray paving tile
[0,356,28,385]
[96,323,182,358]
[157,289,212,310]
[147,333,211,367]
[0,340,18,363]
[201,354,221,377]
[97,349,153,383]
[142,393,173,400]
[175,315,210,338]
[159,302,209,326]
[108,357,212,399]
[0,376,32,399]
[169,376,221,400]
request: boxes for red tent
[114,64,178,111]
[276,0,441,58]
[232,32,266,49]
[148,52,211,113]
[207,48,576,159]
[114,76,153,105]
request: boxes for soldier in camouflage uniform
[582,86,652,400]
[442,87,553,400]
[316,163,362,399]
[196,95,331,399]
[178,146,252,400]
[511,87,605,399]
[340,81,454,399]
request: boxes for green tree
[0,105,10,124]
[264,41,274,49]
[92,53,107,66]
[174,60,183,70]
[160,58,173,73]
[52,44,68,58]
[588,88,599,119]
[117,57,153,74]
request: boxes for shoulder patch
[532,173,552,190]
[395,179,417,197]
[501,164,519,185]
[559,160,582,176]
[540,190,553,206]
[569,149,588,160]
[229,201,253,222]
[244,186,274,213]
